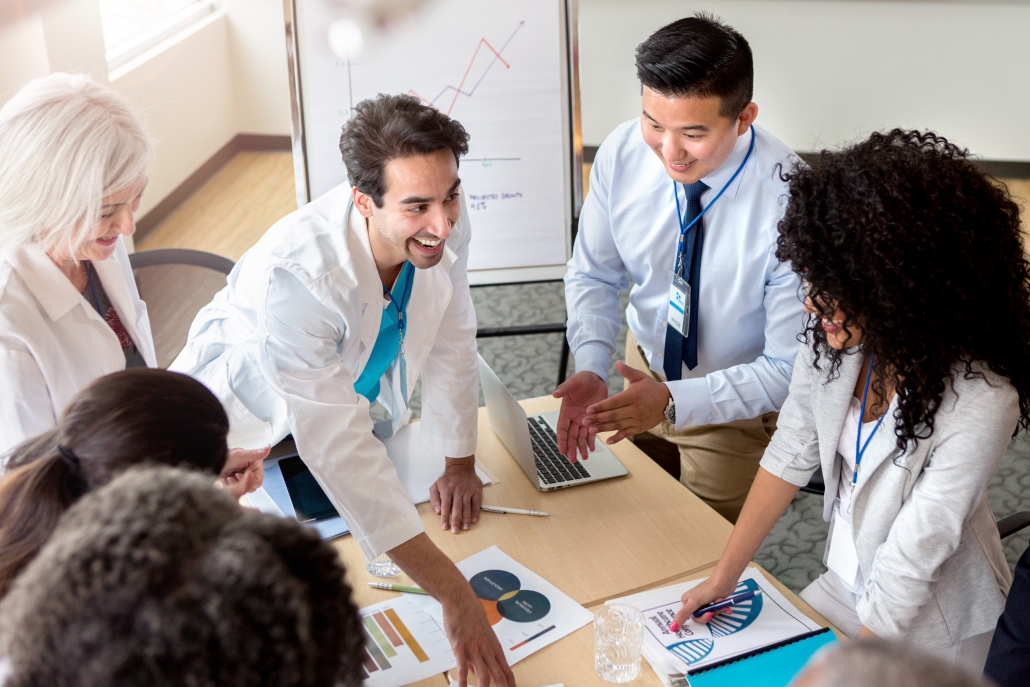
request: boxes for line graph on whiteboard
[408,21,525,117]
[300,0,570,271]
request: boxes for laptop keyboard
[527,416,592,485]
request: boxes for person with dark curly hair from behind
[0,466,366,687]
[0,367,262,600]
[670,129,1030,670]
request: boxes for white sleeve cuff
[573,342,612,382]
[665,377,714,429]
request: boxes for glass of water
[594,604,646,683]
[365,552,401,577]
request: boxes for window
[100,0,220,71]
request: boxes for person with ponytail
[0,367,260,598]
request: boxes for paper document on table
[411,546,592,665]
[245,422,497,539]
[381,422,499,503]
[609,568,821,676]
[358,596,456,687]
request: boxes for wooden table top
[331,397,833,687]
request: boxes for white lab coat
[0,238,156,455]
[171,184,480,558]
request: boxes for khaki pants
[625,331,777,523]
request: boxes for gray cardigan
[761,343,1015,648]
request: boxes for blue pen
[691,589,762,619]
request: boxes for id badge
[667,272,691,337]
[826,504,864,593]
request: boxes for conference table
[332,396,835,686]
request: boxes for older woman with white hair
[0,75,264,489]
[0,73,155,454]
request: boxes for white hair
[0,73,153,259]
[796,640,993,687]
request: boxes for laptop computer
[478,354,628,491]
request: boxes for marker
[669,590,763,631]
[480,505,549,516]
[367,582,428,595]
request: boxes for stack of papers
[243,422,498,538]
[608,568,823,687]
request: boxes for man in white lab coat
[172,94,513,687]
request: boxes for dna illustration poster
[628,568,822,673]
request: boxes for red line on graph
[445,38,510,115]
[407,22,524,116]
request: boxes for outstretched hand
[445,592,516,687]
[552,371,608,462]
[218,446,268,499]
[581,361,671,444]
[671,576,737,630]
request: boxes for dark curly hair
[776,129,1030,450]
[339,93,470,207]
[0,467,366,687]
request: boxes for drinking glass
[594,603,645,683]
[365,552,401,577]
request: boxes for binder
[684,627,837,687]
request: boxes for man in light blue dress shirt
[554,15,806,522]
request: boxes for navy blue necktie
[663,180,708,381]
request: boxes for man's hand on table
[444,588,515,687]
[552,370,608,462]
[431,456,483,533]
[581,361,671,444]
[389,534,515,687]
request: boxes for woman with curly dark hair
[671,129,1030,668]
[0,466,367,687]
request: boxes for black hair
[339,93,470,207]
[0,467,366,687]
[0,368,229,598]
[777,129,1030,449]
[635,13,754,117]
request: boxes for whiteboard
[284,0,582,284]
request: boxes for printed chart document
[609,568,822,678]
[412,546,592,665]
[358,596,456,687]
[243,423,497,538]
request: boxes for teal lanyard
[383,263,414,345]
[854,354,888,486]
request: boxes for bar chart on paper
[296,0,571,273]
[359,597,456,687]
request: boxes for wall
[577,0,1030,160]
[110,14,237,218]
[0,0,293,220]
[223,0,293,136]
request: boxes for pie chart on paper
[471,570,551,624]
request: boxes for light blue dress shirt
[565,120,806,429]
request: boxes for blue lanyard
[382,262,414,342]
[673,125,756,276]
[853,354,888,486]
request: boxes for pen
[367,582,428,595]
[690,589,762,619]
[668,589,763,631]
[480,505,549,517]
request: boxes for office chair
[798,471,1030,539]
[129,248,234,369]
